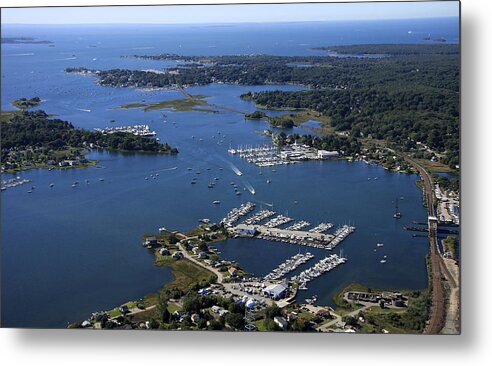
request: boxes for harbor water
[1,18,458,327]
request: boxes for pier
[228,143,340,167]
[228,144,293,167]
[233,224,354,250]
[242,209,275,225]
[220,202,256,228]
[309,223,333,233]
[264,215,293,228]
[264,252,315,281]
[291,254,347,288]
[94,124,156,136]
[285,221,311,231]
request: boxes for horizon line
[2,15,459,26]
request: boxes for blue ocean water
[1,18,458,328]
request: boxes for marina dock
[242,209,275,225]
[309,223,333,233]
[220,202,256,228]
[232,224,354,250]
[94,124,156,136]
[264,214,294,228]
[264,252,315,281]
[291,254,347,288]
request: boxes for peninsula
[0,109,178,173]
[66,44,459,170]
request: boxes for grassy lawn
[1,110,21,123]
[333,283,430,334]
[413,158,455,173]
[256,104,302,111]
[108,309,122,318]
[155,254,216,292]
[333,283,369,312]
[254,319,267,331]
[268,110,332,128]
[118,102,147,109]
[167,302,182,313]
[442,236,457,259]
[297,311,315,320]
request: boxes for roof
[264,283,288,296]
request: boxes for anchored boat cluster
[330,225,356,248]
[255,225,354,250]
[220,202,256,228]
[309,223,333,233]
[228,143,340,167]
[264,214,293,228]
[221,203,355,250]
[1,176,31,191]
[242,209,275,225]
[228,145,293,167]
[94,124,156,136]
[292,254,347,289]
[285,220,311,231]
[264,252,315,281]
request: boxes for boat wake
[244,181,256,195]
[58,57,77,60]
[76,108,91,112]
[154,166,178,173]
[218,157,243,176]
[5,53,35,57]
[258,201,274,207]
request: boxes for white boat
[377,243,384,247]
[213,200,221,204]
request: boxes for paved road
[316,305,371,332]
[175,232,225,283]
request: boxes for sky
[1,1,460,25]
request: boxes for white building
[317,150,339,159]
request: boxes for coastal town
[2,6,460,336]
[71,199,437,333]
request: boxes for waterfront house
[144,236,158,247]
[317,150,339,159]
[172,251,183,260]
[211,305,221,314]
[273,316,289,330]
[198,251,208,259]
[228,267,238,276]
[119,305,129,314]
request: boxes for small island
[1,108,178,173]
[12,97,42,110]
[116,95,218,113]
[1,37,53,44]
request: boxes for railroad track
[405,156,447,334]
